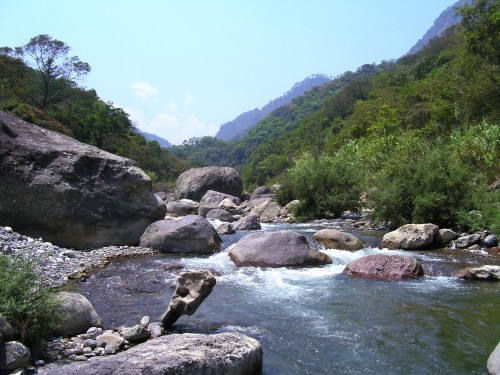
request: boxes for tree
[19,34,91,108]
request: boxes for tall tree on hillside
[17,34,91,109]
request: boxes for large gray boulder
[343,254,424,279]
[160,269,217,327]
[166,199,200,217]
[488,342,500,375]
[452,265,500,280]
[233,215,261,230]
[200,190,241,206]
[175,167,243,201]
[0,341,31,371]
[313,229,364,250]
[139,216,222,254]
[38,332,262,375]
[52,292,103,337]
[206,208,235,222]
[381,224,439,250]
[229,231,331,268]
[0,111,166,249]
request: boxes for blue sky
[1,0,458,144]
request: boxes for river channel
[77,222,500,374]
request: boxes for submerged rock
[382,224,439,250]
[160,269,217,327]
[0,110,166,249]
[38,332,262,375]
[139,216,222,254]
[343,254,424,279]
[229,231,331,268]
[313,229,364,250]
[175,167,243,201]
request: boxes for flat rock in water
[382,224,439,250]
[313,229,364,250]
[38,332,262,375]
[229,231,331,268]
[452,265,500,280]
[343,254,424,279]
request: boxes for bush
[0,254,61,355]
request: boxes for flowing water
[77,222,500,374]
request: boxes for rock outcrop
[452,265,500,280]
[38,332,263,375]
[0,110,166,249]
[139,216,222,254]
[313,229,364,250]
[381,224,439,250]
[229,231,331,268]
[0,341,31,371]
[343,254,424,279]
[175,167,243,201]
[52,292,103,337]
[488,342,500,375]
[232,215,261,230]
[160,269,217,327]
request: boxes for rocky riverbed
[0,226,158,288]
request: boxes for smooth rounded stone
[343,254,424,279]
[52,292,103,337]
[0,341,31,371]
[166,199,199,216]
[148,322,164,339]
[206,208,235,222]
[120,325,150,343]
[0,110,166,249]
[455,233,481,249]
[140,316,150,328]
[0,315,15,343]
[436,228,458,244]
[219,198,238,210]
[96,333,125,349]
[35,359,45,367]
[229,231,332,268]
[313,229,364,250]
[139,215,222,254]
[104,345,116,355]
[452,265,500,280]
[484,234,499,248]
[382,223,439,250]
[175,167,243,201]
[232,215,261,230]
[37,332,262,375]
[488,342,500,375]
[217,223,236,235]
[83,339,97,350]
[284,200,300,211]
[200,190,241,206]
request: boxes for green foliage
[277,145,363,220]
[0,255,61,354]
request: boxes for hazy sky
[1,0,458,144]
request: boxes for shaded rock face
[343,254,424,279]
[229,231,332,268]
[0,341,31,371]
[206,208,235,223]
[452,265,500,280]
[232,215,261,230]
[382,224,439,250]
[0,316,15,343]
[38,332,262,375]
[0,111,166,249]
[52,292,103,337]
[160,269,217,327]
[488,342,500,375]
[139,216,222,254]
[200,190,241,206]
[313,229,364,251]
[166,199,199,216]
[175,167,243,201]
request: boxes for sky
[1,0,459,145]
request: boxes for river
[77,222,500,374]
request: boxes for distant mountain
[135,128,172,148]
[407,0,471,55]
[215,74,331,141]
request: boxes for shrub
[0,254,61,355]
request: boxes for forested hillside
[0,35,188,185]
[215,74,331,141]
[173,0,500,233]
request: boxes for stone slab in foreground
[38,332,262,375]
